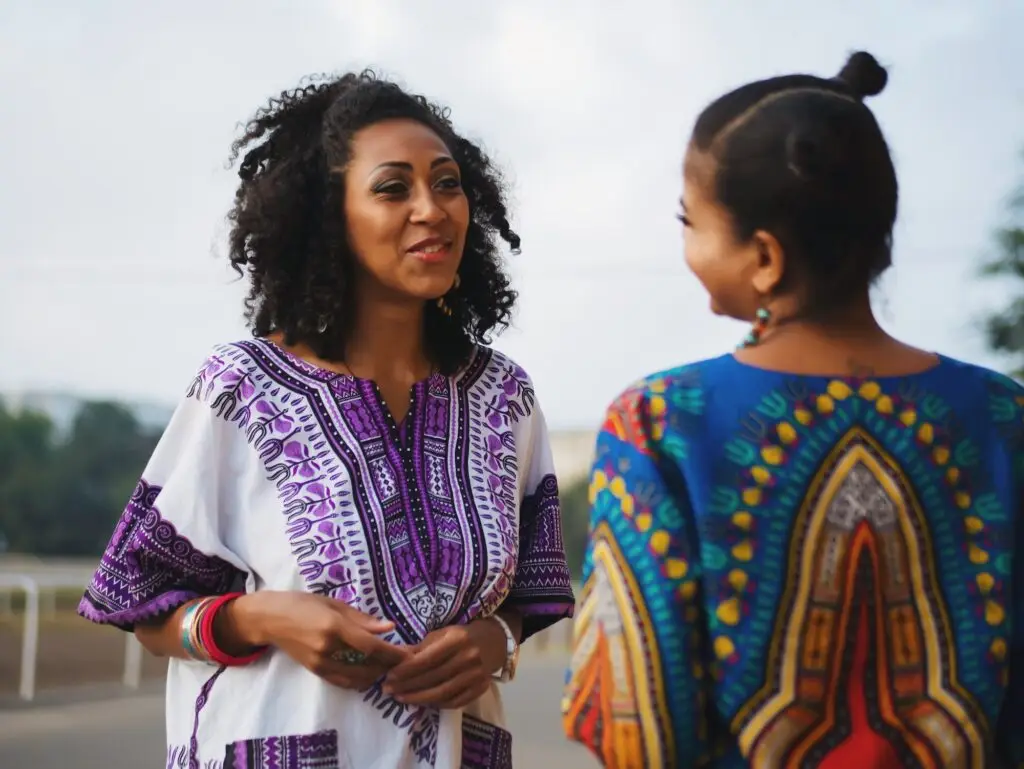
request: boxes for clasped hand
[384,620,506,709]
[254,592,504,709]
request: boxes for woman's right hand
[222,590,411,691]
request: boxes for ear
[750,230,785,296]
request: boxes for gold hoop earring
[436,274,460,317]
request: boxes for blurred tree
[49,402,159,554]
[0,403,58,553]
[982,164,1024,377]
[0,399,159,555]
[560,474,591,581]
[0,403,53,474]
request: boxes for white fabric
[80,339,574,769]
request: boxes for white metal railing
[0,574,39,700]
[0,573,145,701]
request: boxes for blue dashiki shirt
[563,353,1023,769]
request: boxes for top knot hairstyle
[690,51,897,316]
[226,70,520,374]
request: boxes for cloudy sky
[2,0,1023,428]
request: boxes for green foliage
[560,474,591,580]
[982,169,1024,377]
[0,400,159,555]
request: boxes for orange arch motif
[734,428,985,769]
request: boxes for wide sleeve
[77,374,248,631]
[562,387,712,769]
[500,400,576,642]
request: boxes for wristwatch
[489,614,520,683]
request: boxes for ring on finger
[330,646,367,666]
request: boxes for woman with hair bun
[78,70,574,768]
[564,51,1022,769]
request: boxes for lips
[407,237,452,264]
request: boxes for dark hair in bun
[689,51,898,318]
[836,50,888,99]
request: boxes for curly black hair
[226,70,520,375]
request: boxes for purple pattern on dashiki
[167,744,188,768]
[460,716,513,769]
[168,745,225,769]
[462,356,530,624]
[191,340,574,644]
[222,729,339,769]
[188,667,228,769]
[87,337,574,767]
[503,472,575,640]
[186,341,531,762]
[189,346,361,607]
[78,480,243,630]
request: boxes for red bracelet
[198,592,268,667]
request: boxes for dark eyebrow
[679,199,688,211]
[370,156,456,174]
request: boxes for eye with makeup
[370,174,463,199]
[434,174,463,192]
[371,179,409,197]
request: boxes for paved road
[0,656,596,768]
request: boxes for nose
[408,184,447,226]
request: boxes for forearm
[133,600,198,659]
[473,608,523,676]
[134,592,265,659]
[496,607,523,644]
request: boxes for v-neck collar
[359,377,424,440]
[255,337,446,393]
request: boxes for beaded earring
[739,307,771,349]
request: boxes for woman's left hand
[383,619,506,709]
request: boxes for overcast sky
[2,0,1023,428]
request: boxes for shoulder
[945,357,1024,397]
[604,358,716,425]
[600,358,716,457]
[934,356,1024,417]
[145,341,274,452]
[939,357,1024,443]
[185,339,270,406]
[462,345,540,415]
[471,345,535,386]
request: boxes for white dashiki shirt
[79,338,576,769]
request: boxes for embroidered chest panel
[191,340,535,643]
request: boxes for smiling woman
[226,71,521,377]
[77,70,574,769]
[343,121,470,310]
